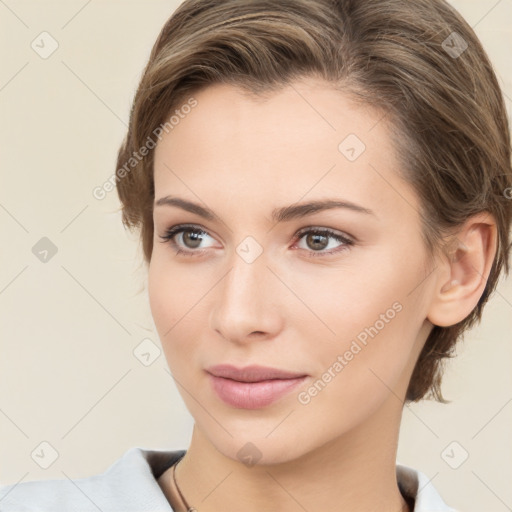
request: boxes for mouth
[205,364,308,409]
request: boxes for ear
[427,212,498,327]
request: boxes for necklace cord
[172,457,195,512]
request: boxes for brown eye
[294,228,354,257]
[181,229,204,249]
[304,232,329,251]
[159,224,215,256]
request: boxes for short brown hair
[116,0,512,402]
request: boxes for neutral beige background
[0,1,511,510]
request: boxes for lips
[205,364,308,409]
[206,364,307,382]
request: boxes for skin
[148,78,497,511]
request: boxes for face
[149,78,436,465]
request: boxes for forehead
[162,79,383,151]
[153,79,419,225]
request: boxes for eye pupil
[183,230,203,248]
[307,233,328,251]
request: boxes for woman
[1,0,510,510]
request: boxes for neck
[173,396,410,512]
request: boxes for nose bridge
[211,243,282,341]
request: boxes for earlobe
[426,212,497,328]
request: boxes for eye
[159,224,354,258]
[293,227,354,257]
[159,224,216,257]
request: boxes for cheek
[147,256,191,349]
[148,259,172,332]
[294,307,418,432]
[294,252,425,387]
[147,255,212,370]
[286,262,401,345]
[148,253,201,328]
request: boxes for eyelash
[159,223,354,258]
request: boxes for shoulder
[397,463,458,512]
[0,447,185,512]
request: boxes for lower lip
[208,374,308,409]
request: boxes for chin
[202,425,317,468]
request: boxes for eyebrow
[155,196,376,223]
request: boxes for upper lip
[206,364,307,383]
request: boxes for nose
[210,248,284,345]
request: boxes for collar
[0,447,457,511]
[145,448,456,511]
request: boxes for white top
[0,447,457,511]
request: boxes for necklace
[170,457,412,512]
[171,457,196,512]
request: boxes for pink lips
[206,364,308,409]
